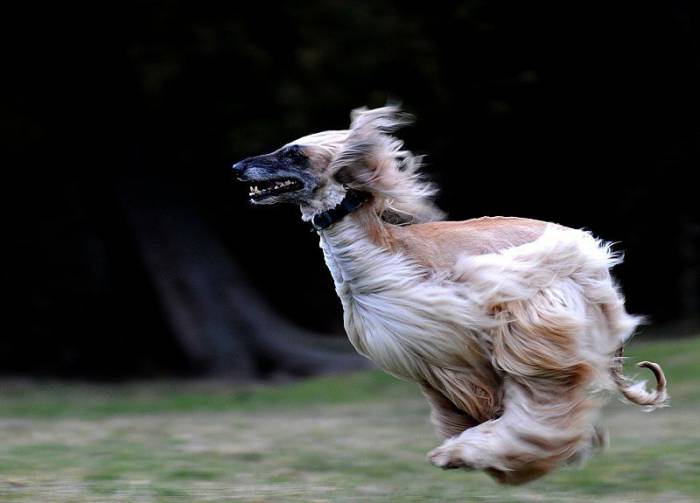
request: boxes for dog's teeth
[247,180,297,197]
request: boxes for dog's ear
[331,139,376,185]
[329,105,408,187]
[333,165,354,185]
[329,105,444,223]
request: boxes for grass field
[1,336,699,502]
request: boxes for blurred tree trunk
[118,176,367,379]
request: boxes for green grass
[0,370,409,419]
[0,336,699,502]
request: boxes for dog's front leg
[421,383,480,439]
[427,377,595,484]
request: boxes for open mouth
[248,178,303,199]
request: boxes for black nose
[232,160,246,177]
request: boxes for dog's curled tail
[611,346,668,411]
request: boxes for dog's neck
[314,208,423,376]
[310,190,371,231]
[315,201,405,297]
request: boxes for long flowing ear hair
[329,105,445,224]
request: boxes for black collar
[311,189,371,231]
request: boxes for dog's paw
[427,444,470,470]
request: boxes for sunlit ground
[1,336,699,502]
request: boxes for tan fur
[425,364,503,424]
[390,216,548,271]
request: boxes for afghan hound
[233,105,668,484]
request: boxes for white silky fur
[320,217,492,381]
[321,222,639,387]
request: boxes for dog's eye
[284,145,305,162]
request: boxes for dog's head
[232,130,348,208]
[233,105,444,223]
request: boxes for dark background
[4,1,698,378]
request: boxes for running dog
[233,105,667,484]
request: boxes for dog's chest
[319,228,480,380]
